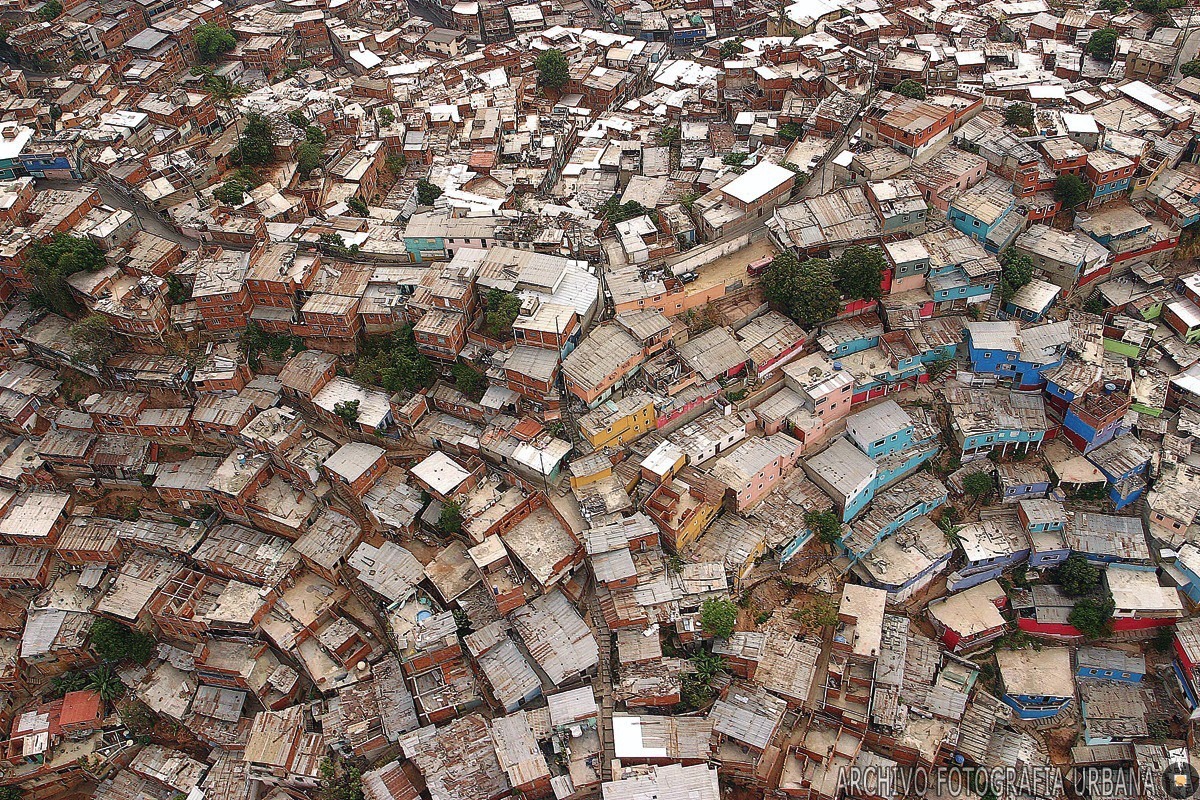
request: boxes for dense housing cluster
[1,0,1200,799]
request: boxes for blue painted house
[816,314,883,358]
[1075,646,1145,683]
[996,462,1051,503]
[802,437,878,523]
[948,183,1017,251]
[946,512,1030,592]
[0,123,33,181]
[1001,278,1060,323]
[1061,389,1130,454]
[1086,434,1154,511]
[843,471,948,560]
[1064,511,1152,566]
[998,647,1075,720]
[1018,498,1070,569]
[965,320,1070,390]
[1173,541,1200,606]
[947,387,1049,460]
[844,398,939,488]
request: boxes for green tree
[790,595,839,635]
[87,665,125,701]
[352,327,434,395]
[597,195,651,224]
[438,500,463,535]
[999,248,1035,302]
[316,232,359,258]
[691,650,726,680]
[1004,103,1034,129]
[534,48,570,90]
[49,671,88,698]
[1183,60,1200,78]
[377,107,396,126]
[296,141,323,179]
[287,109,308,130]
[717,38,743,60]
[451,362,486,400]
[893,79,926,100]
[834,246,886,301]
[346,197,369,217]
[305,125,326,146]
[68,315,119,374]
[761,253,842,327]
[805,510,842,547]
[962,471,993,500]
[1098,0,1127,11]
[778,122,802,141]
[195,23,236,63]
[165,274,189,305]
[90,618,155,664]
[213,179,249,205]
[1133,0,1183,13]
[1056,553,1101,597]
[205,75,249,162]
[1083,294,1105,315]
[1070,594,1115,639]
[1086,28,1119,59]
[416,179,442,206]
[237,112,275,166]
[36,0,62,19]
[1054,173,1090,209]
[334,399,360,426]
[0,787,22,800]
[24,234,107,315]
[484,288,522,339]
[699,598,738,639]
[240,320,303,367]
[452,608,473,636]
[723,152,749,166]
[654,126,680,146]
[319,756,365,800]
[385,153,406,174]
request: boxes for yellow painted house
[578,392,658,451]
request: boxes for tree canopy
[334,399,360,425]
[36,0,62,20]
[296,142,323,179]
[68,315,119,373]
[438,500,464,535]
[1182,60,1200,78]
[834,246,886,302]
[352,327,434,396]
[805,510,842,546]
[534,48,570,90]
[1054,173,1090,209]
[893,79,926,100]
[1098,0,1127,11]
[1086,28,1119,59]
[484,288,522,339]
[416,179,442,206]
[699,598,738,639]
[452,362,486,400]
[1056,554,1101,597]
[598,195,651,224]
[1070,594,1115,640]
[346,197,369,217]
[26,234,107,315]
[762,253,842,327]
[999,248,1036,302]
[195,24,236,63]
[1004,103,1034,129]
[237,112,275,166]
[962,471,993,499]
[90,618,155,664]
[717,38,743,60]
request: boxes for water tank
[833,361,844,371]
